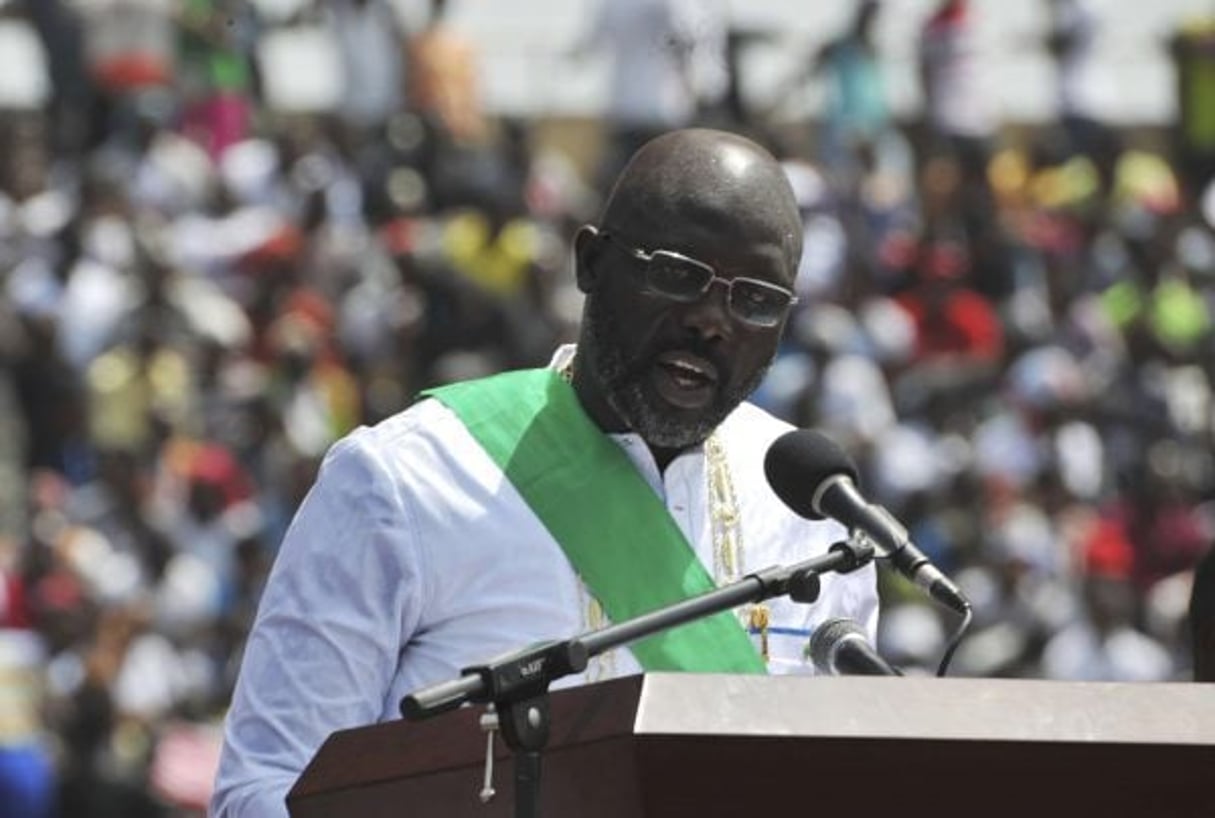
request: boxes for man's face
[580,223,795,449]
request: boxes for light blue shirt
[210,354,879,817]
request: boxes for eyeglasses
[599,231,798,328]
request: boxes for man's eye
[736,285,783,309]
[651,262,704,291]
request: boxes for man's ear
[573,224,601,294]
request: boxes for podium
[288,673,1215,818]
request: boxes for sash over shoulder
[423,368,765,673]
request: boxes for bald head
[600,129,803,274]
[570,128,805,458]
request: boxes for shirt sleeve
[209,431,425,818]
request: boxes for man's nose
[678,279,733,340]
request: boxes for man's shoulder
[718,404,855,552]
[714,402,799,500]
[319,396,470,476]
[356,395,458,444]
[719,400,797,450]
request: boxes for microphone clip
[786,533,876,604]
[832,530,878,573]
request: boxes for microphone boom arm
[402,533,876,720]
[398,535,875,818]
[398,534,875,818]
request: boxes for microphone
[807,617,900,676]
[763,429,971,614]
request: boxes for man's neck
[570,365,686,474]
[650,444,684,473]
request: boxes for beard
[581,293,771,450]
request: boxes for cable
[935,604,973,678]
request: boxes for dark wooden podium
[288,673,1214,818]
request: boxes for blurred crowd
[0,0,1212,816]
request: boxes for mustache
[613,337,730,387]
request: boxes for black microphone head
[807,617,866,673]
[763,429,860,520]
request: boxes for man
[772,0,889,182]
[572,0,728,188]
[210,129,879,818]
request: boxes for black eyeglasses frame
[597,230,798,329]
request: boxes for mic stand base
[497,694,551,818]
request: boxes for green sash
[423,368,765,673]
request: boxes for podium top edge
[627,673,1215,746]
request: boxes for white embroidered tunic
[211,349,879,818]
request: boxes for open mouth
[650,350,720,409]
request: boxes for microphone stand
[399,536,875,818]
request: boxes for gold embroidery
[705,433,742,585]
[561,355,749,676]
[749,604,771,662]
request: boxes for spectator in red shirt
[891,235,1004,412]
